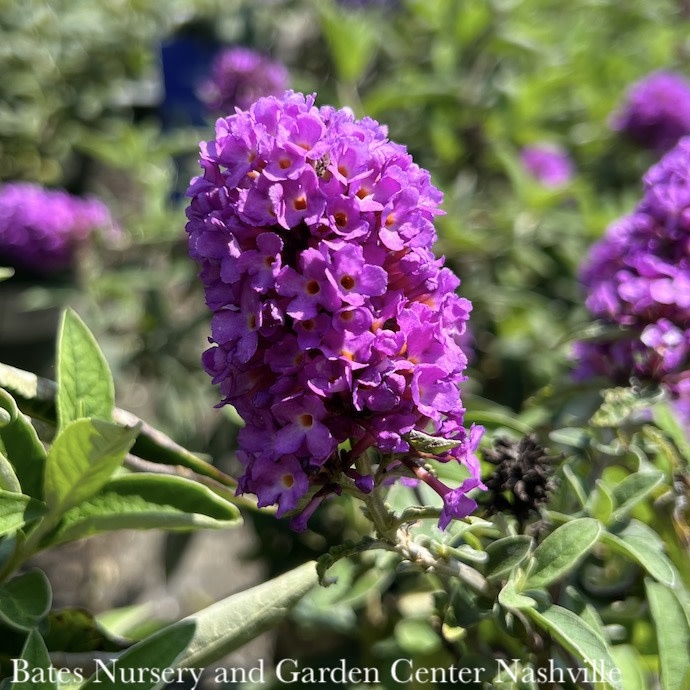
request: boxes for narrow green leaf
[0,569,52,631]
[646,579,690,690]
[56,308,114,432]
[11,629,57,690]
[43,419,140,516]
[526,605,622,690]
[0,388,46,499]
[600,530,676,587]
[0,489,45,537]
[175,560,318,669]
[52,473,241,545]
[562,465,587,509]
[610,471,664,522]
[485,535,533,582]
[80,620,196,690]
[525,518,601,590]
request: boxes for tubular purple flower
[197,47,289,115]
[0,182,116,275]
[576,136,690,423]
[186,91,482,528]
[520,145,574,188]
[610,71,690,153]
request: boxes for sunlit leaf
[56,308,114,432]
[526,605,622,690]
[52,473,241,545]
[524,518,601,589]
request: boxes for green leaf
[526,605,622,690]
[0,450,21,493]
[43,418,140,517]
[498,576,537,611]
[56,308,114,432]
[11,629,57,690]
[0,388,46,499]
[174,560,317,669]
[586,480,614,523]
[600,524,676,587]
[524,518,601,589]
[52,473,241,545]
[653,402,690,461]
[0,489,45,537]
[485,535,533,582]
[646,579,690,690]
[394,618,441,655]
[609,645,647,690]
[79,621,196,690]
[0,569,52,631]
[610,471,664,522]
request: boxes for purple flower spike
[576,136,690,424]
[520,145,574,188]
[0,182,116,276]
[197,47,289,115]
[611,71,690,153]
[186,91,481,528]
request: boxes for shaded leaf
[600,530,675,587]
[11,629,56,690]
[43,419,140,516]
[80,621,196,690]
[526,605,622,690]
[485,535,533,582]
[43,608,129,654]
[56,308,114,432]
[175,560,317,669]
[52,473,241,545]
[524,518,601,589]
[0,569,52,631]
[646,579,690,690]
[0,388,46,499]
[0,450,21,493]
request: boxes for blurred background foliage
[1,0,689,686]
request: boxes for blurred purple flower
[197,47,289,115]
[611,71,690,153]
[520,145,574,187]
[575,137,690,424]
[0,182,116,276]
[186,91,482,528]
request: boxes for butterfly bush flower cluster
[186,91,482,529]
[610,71,690,154]
[575,137,690,423]
[520,145,574,188]
[197,47,289,115]
[0,182,115,276]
